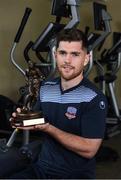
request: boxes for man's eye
[72,53,80,57]
[59,51,66,55]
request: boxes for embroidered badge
[99,101,105,109]
[65,107,77,119]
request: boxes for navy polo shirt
[35,77,107,178]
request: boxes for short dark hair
[56,28,88,50]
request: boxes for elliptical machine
[0,0,81,160]
[94,33,121,138]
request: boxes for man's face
[55,41,89,81]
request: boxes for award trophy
[11,61,45,127]
[1,61,46,152]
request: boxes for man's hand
[9,107,50,131]
[16,123,50,131]
[9,107,21,128]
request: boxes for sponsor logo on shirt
[65,106,77,119]
[99,101,105,109]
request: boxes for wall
[0,0,121,108]
[0,0,52,103]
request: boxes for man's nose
[64,54,72,63]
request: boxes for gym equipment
[93,2,107,31]
[84,2,111,77]
[1,0,81,152]
[32,0,81,74]
[0,140,42,178]
[0,8,33,153]
[0,95,16,132]
[89,2,121,161]
[94,32,121,138]
[92,3,121,138]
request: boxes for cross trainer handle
[14,7,32,43]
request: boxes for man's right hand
[12,107,21,117]
[9,107,22,128]
[9,107,48,131]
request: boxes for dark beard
[58,68,83,81]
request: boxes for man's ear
[84,54,90,67]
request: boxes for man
[9,28,107,179]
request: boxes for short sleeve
[81,94,108,138]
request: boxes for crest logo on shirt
[65,107,77,119]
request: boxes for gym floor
[96,128,121,179]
